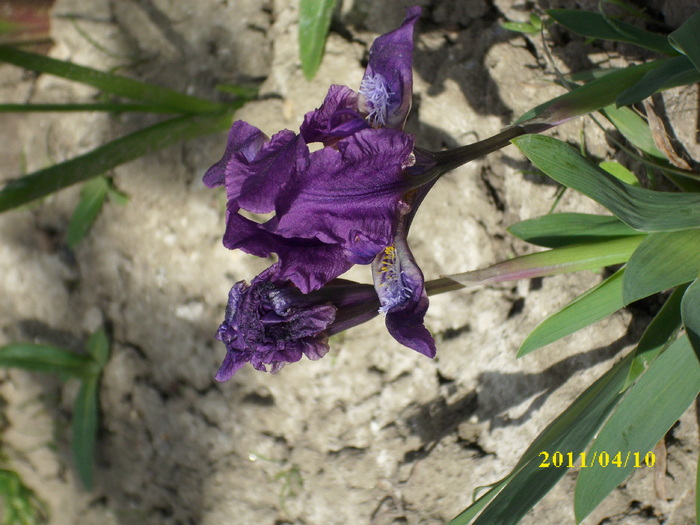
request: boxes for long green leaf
[616,55,700,107]
[72,376,99,490]
[466,353,633,524]
[448,236,642,286]
[548,9,677,55]
[66,176,110,249]
[0,103,182,113]
[0,343,94,377]
[513,134,700,232]
[0,112,233,212]
[508,213,642,248]
[515,60,659,126]
[600,105,665,159]
[668,9,700,73]
[681,277,700,358]
[0,45,224,113]
[574,335,700,522]
[622,229,700,305]
[299,0,337,80]
[622,284,686,389]
[519,269,625,357]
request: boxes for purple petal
[203,121,307,214]
[223,202,354,293]
[372,219,436,358]
[359,6,420,128]
[213,270,338,379]
[272,127,415,263]
[229,129,307,214]
[300,84,369,145]
[203,120,268,188]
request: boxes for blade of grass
[66,176,110,249]
[86,328,109,368]
[72,375,99,490]
[508,213,642,248]
[299,0,337,80]
[0,45,225,113]
[0,102,183,113]
[548,9,677,55]
[513,134,700,232]
[574,334,700,522]
[0,111,234,212]
[0,343,95,377]
[622,229,700,305]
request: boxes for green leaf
[622,284,686,389]
[508,213,642,248]
[574,335,700,522]
[668,9,700,73]
[0,45,224,114]
[599,161,640,186]
[0,102,183,113]
[548,9,677,55]
[72,376,99,490]
[0,343,94,377]
[622,229,700,305]
[512,134,700,232]
[463,353,633,524]
[518,269,625,357]
[515,60,659,126]
[616,55,700,107]
[86,328,110,368]
[600,105,665,160]
[66,176,110,250]
[0,112,233,213]
[447,236,642,287]
[500,20,540,34]
[299,0,337,80]
[681,277,700,358]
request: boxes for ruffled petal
[272,127,415,263]
[203,120,268,188]
[223,202,354,293]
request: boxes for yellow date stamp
[538,451,656,468]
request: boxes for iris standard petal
[358,6,420,129]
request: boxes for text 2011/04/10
[538,451,656,469]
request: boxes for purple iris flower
[206,6,443,372]
[214,266,379,380]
